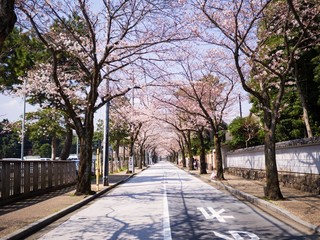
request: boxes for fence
[0,160,77,205]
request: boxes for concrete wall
[224,138,320,194]
[226,139,320,174]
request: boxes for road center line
[163,174,172,240]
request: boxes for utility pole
[103,0,111,186]
[103,84,110,186]
[21,79,27,160]
[129,85,135,174]
[239,94,243,118]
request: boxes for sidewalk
[0,169,141,239]
[187,168,320,235]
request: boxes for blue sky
[0,93,251,124]
[0,94,31,122]
[0,93,107,123]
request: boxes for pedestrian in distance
[193,159,198,170]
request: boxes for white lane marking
[213,230,260,240]
[163,175,172,240]
[198,207,234,222]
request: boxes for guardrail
[0,160,77,205]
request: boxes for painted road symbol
[198,207,234,223]
[213,230,260,240]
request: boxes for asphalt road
[36,161,317,240]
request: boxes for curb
[194,173,320,234]
[2,174,135,240]
[211,179,320,233]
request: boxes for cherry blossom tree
[149,91,197,170]
[151,46,238,177]
[15,0,187,195]
[154,130,181,164]
[176,75,236,177]
[136,121,163,168]
[165,134,181,164]
[110,92,151,171]
[177,134,187,168]
[195,0,319,199]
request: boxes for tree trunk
[127,136,134,173]
[295,63,313,138]
[181,147,186,168]
[59,126,73,160]
[139,145,143,169]
[143,149,146,166]
[110,148,114,173]
[188,152,194,170]
[175,151,178,165]
[264,132,284,200]
[186,130,194,170]
[263,109,284,200]
[75,126,94,195]
[0,0,16,51]
[115,139,120,171]
[178,138,187,167]
[129,139,134,159]
[122,145,126,170]
[153,148,158,163]
[198,129,207,174]
[213,133,224,180]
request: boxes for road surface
[37,161,316,239]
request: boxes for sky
[0,93,107,124]
[0,94,31,122]
[0,92,251,124]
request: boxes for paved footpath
[0,170,136,239]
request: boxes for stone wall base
[225,168,319,195]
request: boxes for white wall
[226,143,320,175]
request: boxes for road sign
[129,156,134,172]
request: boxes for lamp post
[129,86,135,173]
[103,82,110,186]
[239,94,243,118]
[103,0,111,186]
[21,79,27,160]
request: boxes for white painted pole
[21,79,27,160]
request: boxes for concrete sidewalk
[187,168,320,235]
[0,169,140,239]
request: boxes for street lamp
[239,94,243,118]
[103,80,110,186]
[21,79,27,160]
